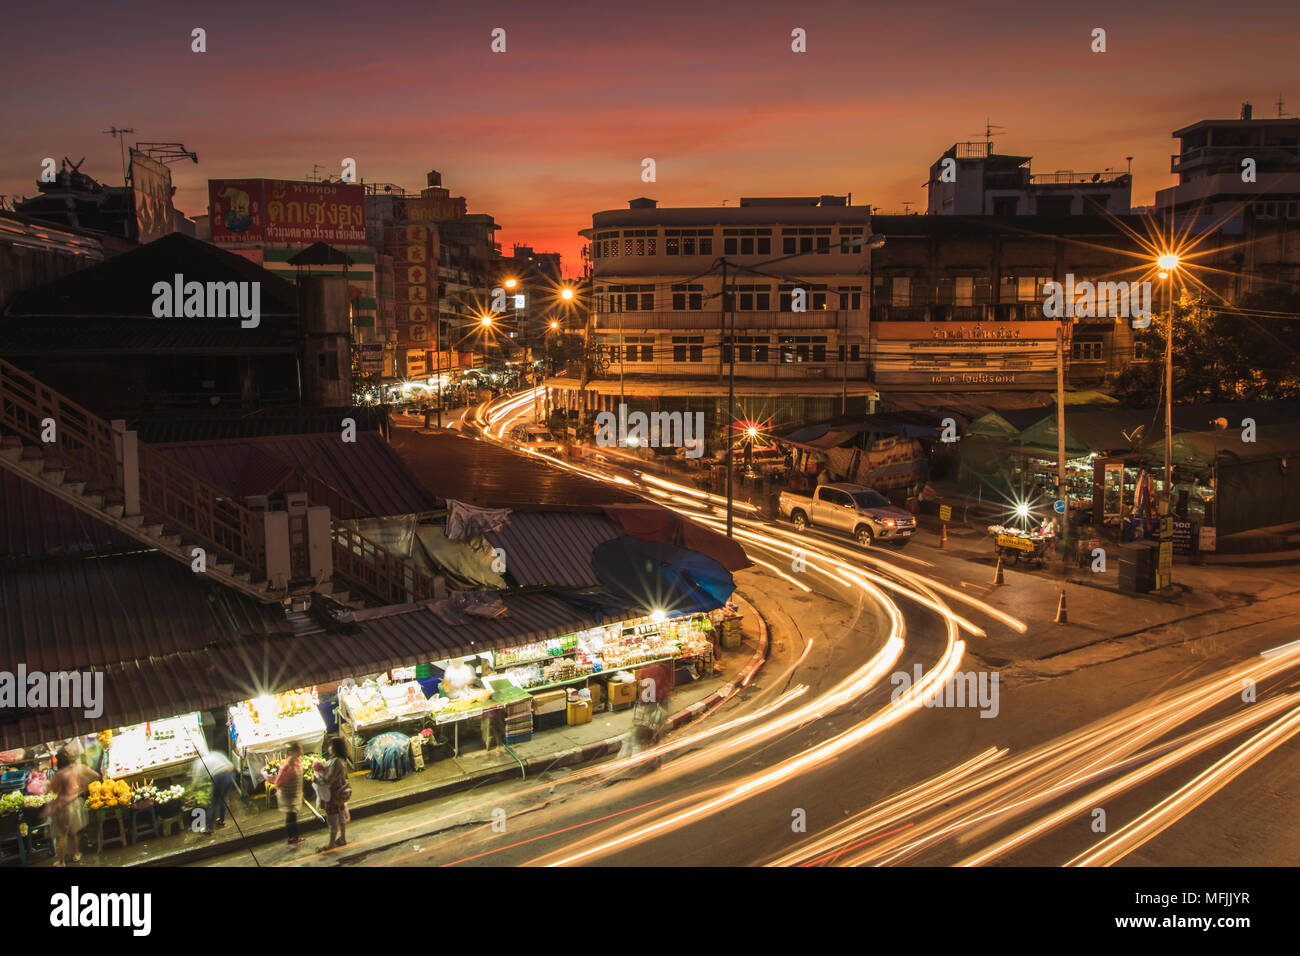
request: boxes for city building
[564,195,880,434]
[1155,103,1300,232]
[867,215,1150,400]
[927,142,1132,217]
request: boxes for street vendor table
[432,683,532,757]
[230,709,327,792]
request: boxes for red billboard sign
[387,222,439,351]
[208,179,366,245]
[208,179,264,243]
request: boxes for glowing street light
[504,278,518,290]
[559,287,575,301]
[479,314,494,328]
[549,320,560,330]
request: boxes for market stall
[101,714,208,782]
[229,688,326,791]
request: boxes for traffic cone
[940,524,949,550]
[992,556,1005,586]
[1054,589,1068,624]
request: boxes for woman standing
[273,741,305,849]
[318,737,352,851]
[44,749,99,866]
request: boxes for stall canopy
[591,537,735,616]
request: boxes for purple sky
[3,0,1297,272]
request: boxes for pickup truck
[778,482,916,547]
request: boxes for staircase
[0,357,438,608]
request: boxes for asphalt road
[202,390,1300,868]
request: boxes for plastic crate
[1,770,29,793]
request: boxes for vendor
[440,659,476,699]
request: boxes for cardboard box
[608,681,637,711]
[586,682,605,713]
[566,700,592,726]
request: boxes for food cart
[101,714,209,783]
[228,688,327,792]
[988,525,1054,566]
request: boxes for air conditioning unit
[246,494,270,513]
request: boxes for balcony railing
[594,309,854,331]
[1171,144,1300,174]
[333,524,438,605]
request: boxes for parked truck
[777,482,916,547]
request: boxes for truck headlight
[884,519,896,528]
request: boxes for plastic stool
[95,811,128,852]
[129,805,160,843]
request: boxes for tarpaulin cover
[600,504,750,572]
[591,537,735,616]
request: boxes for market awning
[591,537,735,616]
[600,503,750,573]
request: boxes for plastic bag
[25,771,46,795]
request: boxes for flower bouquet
[88,777,131,815]
[155,784,185,818]
[21,792,53,826]
[130,782,159,810]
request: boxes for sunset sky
[4,0,1298,273]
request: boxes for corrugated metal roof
[0,317,301,356]
[0,553,290,675]
[155,432,437,517]
[0,472,139,558]
[388,429,645,511]
[485,512,620,587]
[0,585,639,750]
[127,407,391,443]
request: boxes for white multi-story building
[559,196,879,428]
[1155,104,1300,234]
[927,142,1132,217]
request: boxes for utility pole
[1056,324,1067,553]
[723,258,735,538]
[102,127,136,187]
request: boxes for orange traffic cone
[1054,589,1068,624]
[940,524,949,550]
[992,556,1005,586]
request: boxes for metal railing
[332,524,438,605]
[0,356,119,491]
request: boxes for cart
[991,528,1053,567]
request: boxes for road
[204,390,1300,868]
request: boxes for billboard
[129,150,177,244]
[387,222,439,351]
[208,179,367,245]
[406,195,467,222]
[871,320,1061,388]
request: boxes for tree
[1112,287,1300,404]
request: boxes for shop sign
[939,504,952,522]
[357,343,384,372]
[1198,526,1217,552]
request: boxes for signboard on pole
[208,178,366,244]
[129,150,177,244]
[388,222,439,352]
[939,504,952,522]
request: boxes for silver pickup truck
[777,482,916,547]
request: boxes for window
[722,228,772,256]
[318,350,339,381]
[779,283,828,310]
[672,335,704,362]
[820,487,852,507]
[664,229,712,255]
[672,284,704,310]
[837,285,863,310]
[726,283,771,311]
[838,226,866,253]
[891,277,911,307]
[837,344,862,361]
[608,284,654,311]
[781,226,833,256]
[1072,338,1103,361]
[723,335,770,363]
[778,335,828,363]
[992,196,1019,216]
[624,335,654,362]
[955,276,974,306]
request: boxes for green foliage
[1113,289,1300,404]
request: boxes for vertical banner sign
[388,222,439,357]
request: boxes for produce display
[88,778,132,810]
[341,680,430,726]
[102,714,208,778]
[230,689,325,751]
[0,791,24,815]
[495,634,577,667]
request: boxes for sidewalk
[34,601,768,868]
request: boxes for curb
[132,598,771,867]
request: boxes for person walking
[274,742,305,849]
[318,737,352,852]
[44,749,98,866]
[192,749,236,834]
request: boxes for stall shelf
[101,714,208,781]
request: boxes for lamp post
[1155,252,1179,590]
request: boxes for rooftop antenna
[308,162,325,182]
[102,126,136,186]
[967,119,1006,152]
[902,200,915,215]
[1278,93,1287,118]
[1126,156,1133,174]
